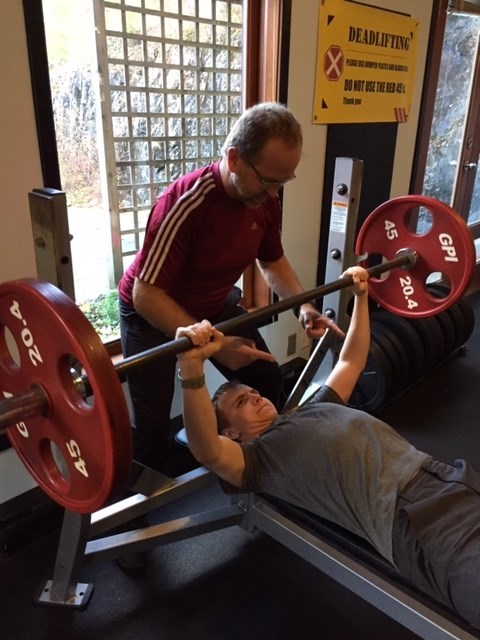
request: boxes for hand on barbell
[298,267,369,339]
[175,320,276,371]
[297,304,345,339]
[175,320,223,376]
[176,319,219,349]
[342,265,369,296]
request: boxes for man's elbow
[132,278,150,313]
[132,279,166,326]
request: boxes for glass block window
[94,0,244,279]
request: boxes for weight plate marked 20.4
[356,195,475,318]
[0,279,132,513]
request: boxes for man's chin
[259,403,276,417]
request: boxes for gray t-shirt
[240,386,430,563]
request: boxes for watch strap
[177,370,206,389]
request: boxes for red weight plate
[355,195,475,318]
[0,279,132,513]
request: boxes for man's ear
[221,426,240,441]
[226,146,241,172]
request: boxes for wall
[0,3,44,501]
[0,2,42,281]
[0,0,434,492]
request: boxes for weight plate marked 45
[0,279,132,513]
[356,195,475,318]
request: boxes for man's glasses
[244,157,296,188]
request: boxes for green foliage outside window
[79,290,120,342]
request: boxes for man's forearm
[257,255,307,300]
[339,291,370,371]
[180,377,220,465]
[177,357,227,468]
[133,277,196,336]
[323,291,370,402]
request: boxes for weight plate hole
[0,325,21,370]
[58,354,95,410]
[367,253,392,281]
[46,440,71,484]
[426,274,452,297]
[407,205,432,235]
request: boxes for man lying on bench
[175,265,480,631]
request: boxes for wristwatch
[177,370,206,389]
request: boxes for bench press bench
[35,455,480,640]
[252,494,480,640]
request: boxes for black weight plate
[370,325,401,395]
[348,338,393,414]
[408,315,445,371]
[444,302,467,351]
[431,309,458,358]
[456,294,475,345]
[441,299,468,351]
[373,309,425,382]
[426,284,464,352]
[426,314,454,365]
[371,321,410,396]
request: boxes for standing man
[118,102,339,474]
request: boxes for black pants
[392,457,480,629]
[119,288,282,470]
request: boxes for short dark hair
[211,380,242,434]
[221,102,303,161]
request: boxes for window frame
[242,0,291,311]
[411,0,480,288]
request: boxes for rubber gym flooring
[1,292,480,640]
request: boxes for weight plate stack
[455,294,475,346]
[372,309,426,384]
[348,338,393,414]
[349,291,475,415]
[407,314,446,372]
[426,284,475,350]
[370,321,411,397]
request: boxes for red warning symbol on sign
[324,45,344,81]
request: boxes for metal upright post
[322,157,364,327]
[28,188,75,300]
[35,510,93,608]
[282,157,363,411]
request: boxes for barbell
[0,195,475,513]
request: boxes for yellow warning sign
[313,0,419,124]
